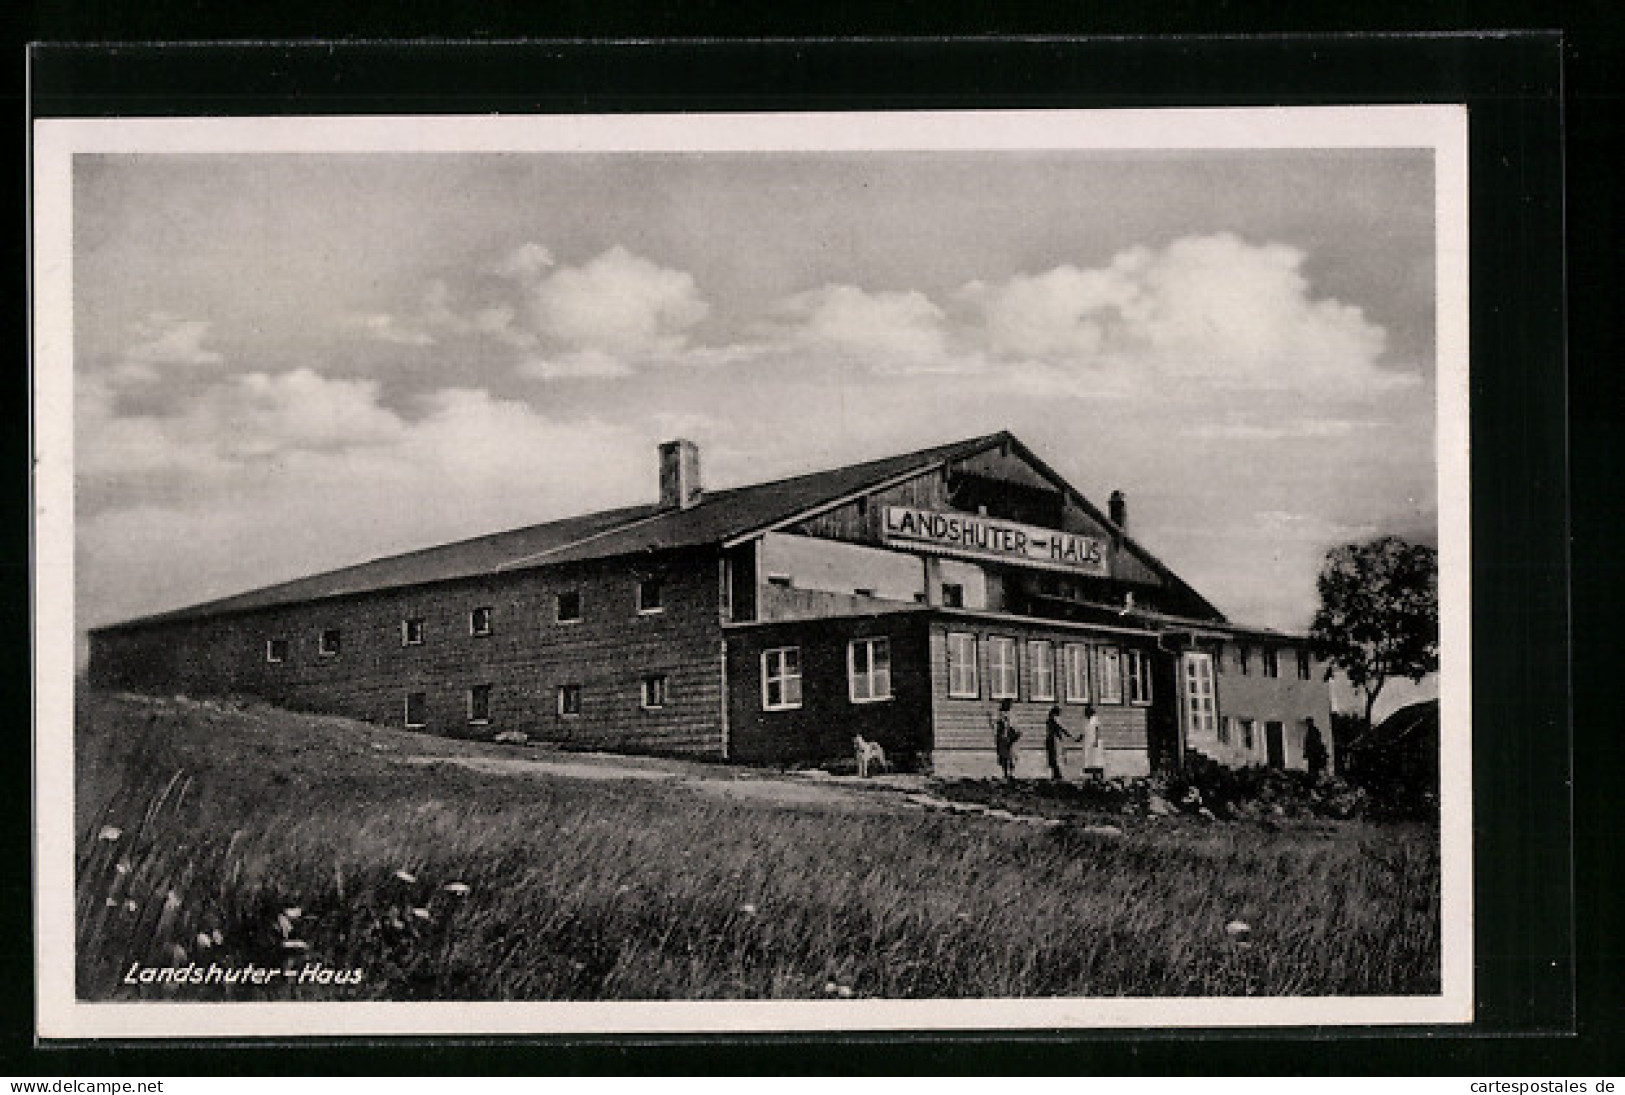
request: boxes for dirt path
[391,751,914,814]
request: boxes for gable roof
[97,432,1008,631]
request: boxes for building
[88,431,1333,779]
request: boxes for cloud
[1184,418,1378,441]
[952,233,1414,395]
[103,313,227,382]
[515,350,634,380]
[492,242,556,281]
[770,284,950,367]
[76,367,653,633]
[529,246,708,358]
[351,312,436,347]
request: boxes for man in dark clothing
[992,699,1019,780]
[1045,705,1077,782]
[1303,717,1329,782]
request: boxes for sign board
[881,506,1109,576]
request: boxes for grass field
[73,689,1441,1001]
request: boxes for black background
[10,12,1616,1079]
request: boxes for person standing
[1303,717,1329,783]
[992,698,1020,780]
[1081,703,1104,782]
[1045,705,1076,781]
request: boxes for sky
[72,148,1439,662]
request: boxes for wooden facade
[89,430,1335,779]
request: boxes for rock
[494,730,528,745]
[1197,806,1217,821]
[1147,794,1174,817]
[1080,824,1124,838]
[1224,919,1251,939]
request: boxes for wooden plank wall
[926,619,1154,781]
[88,547,729,758]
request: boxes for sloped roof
[98,432,1007,631]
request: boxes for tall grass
[75,690,1440,1001]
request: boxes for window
[762,647,803,710]
[947,632,979,698]
[1237,645,1251,675]
[1214,644,1226,674]
[266,639,288,664]
[940,583,965,608]
[1263,647,1280,678]
[556,683,581,717]
[401,618,425,646]
[637,577,664,613]
[467,684,492,725]
[987,636,1019,699]
[1297,648,1313,681]
[848,637,893,703]
[1219,715,1235,745]
[1063,643,1091,703]
[556,591,582,623]
[1241,718,1256,750]
[640,674,668,709]
[1097,646,1124,704]
[319,629,341,657]
[1126,649,1154,705]
[1181,653,1216,737]
[1028,640,1056,702]
[853,587,875,598]
[404,692,426,729]
[767,574,794,588]
[469,607,493,636]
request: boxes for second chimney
[659,439,703,510]
[1108,489,1128,531]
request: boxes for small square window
[641,674,668,709]
[557,683,582,717]
[405,692,427,729]
[402,617,425,646]
[637,577,664,613]
[940,583,965,608]
[266,639,289,664]
[468,684,492,724]
[469,607,493,636]
[319,629,341,657]
[556,591,582,623]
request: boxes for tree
[1310,535,1439,731]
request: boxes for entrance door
[1265,721,1285,768]
[1180,652,1217,762]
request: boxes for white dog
[853,734,891,778]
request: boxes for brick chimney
[1108,489,1128,531]
[659,439,703,510]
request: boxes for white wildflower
[393,870,417,884]
[411,907,432,921]
[442,882,471,896]
[739,903,758,916]
[98,825,122,842]
[196,932,213,949]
